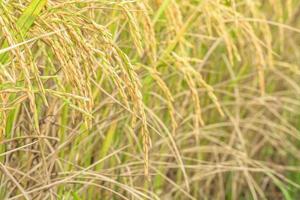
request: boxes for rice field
[0,0,300,199]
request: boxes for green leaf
[0,0,47,64]
[72,191,81,200]
[97,121,117,170]
[16,0,47,37]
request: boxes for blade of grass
[152,0,172,24]
[97,121,118,170]
[0,0,47,64]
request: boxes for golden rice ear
[120,4,144,57]
[137,2,157,63]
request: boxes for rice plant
[0,0,300,199]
